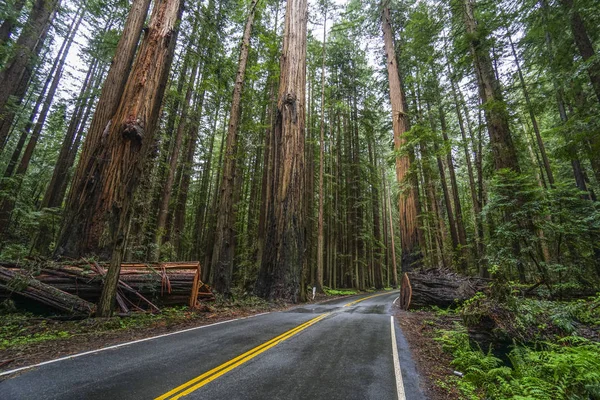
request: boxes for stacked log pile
[399,269,489,310]
[0,260,214,315]
[0,266,94,316]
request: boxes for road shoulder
[393,308,462,400]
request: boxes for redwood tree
[70,0,184,316]
[255,0,307,302]
[56,0,152,258]
[382,2,422,272]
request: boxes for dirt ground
[394,308,464,400]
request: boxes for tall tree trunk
[41,58,99,210]
[256,1,280,271]
[507,32,554,186]
[368,138,383,289]
[211,0,259,297]
[14,8,84,179]
[56,0,152,258]
[76,0,183,316]
[558,0,600,104]
[172,89,205,257]
[316,6,327,294]
[0,0,27,48]
[382,3,422,271]
[0,8,83,238]
[193,105,220,262]
[0,1,55,153]
[255,0,307,301]
[463,0,520,172]
[32,59,100,254]
[385,178,398,288]
[154,56,199,258]
[0,0,59,113]
[448,70,485,269]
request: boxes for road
[0,291,426,399]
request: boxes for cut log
[0,266,94,315]
[0,260,215,312]
[399,269,489,310]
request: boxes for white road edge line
[391,316,406,400]
[0,312,271,377]
[393,296,399,305]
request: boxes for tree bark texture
[57,0,152,258]
[69,0,183,316]
[382,3,422,272]
[255,0,307,302]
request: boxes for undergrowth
[437,328,600,399]
[435,293,600,399]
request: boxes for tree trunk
[255,0,307,302]
[463,0,520,173]
[32,60,100,254]
[368,138,383,289]
[0,2,55,153]
[0,0,27,47]
[385,178,398,288]
[0,0,59,113]
[41,59,99,210]
[172,89,205,257]
[56,0,152,258]
[558,0,600,104]
[77,0,183,316]
[14,8,84,179]
[382,3,422,272]
[211,0,259,297]
[315,6,327,294]
[155,57,199,258]
[507,32,554,186]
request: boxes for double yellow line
[155,313,329,400]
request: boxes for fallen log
[399,269,489,310]
[0,266,94,316]
[0,260,214,311]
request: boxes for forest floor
[395,309,463,400]
[0,292,354,375]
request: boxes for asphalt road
[0,291,426,399]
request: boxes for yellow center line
[343,291,396,307]
[155,313,329,400]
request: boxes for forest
[0,0,600,396]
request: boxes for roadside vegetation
[401,290,600,399]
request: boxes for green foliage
[323,287,358,296]
[437,328,600,399]
[459,291,600,343]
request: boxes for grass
[323,287,359,296]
